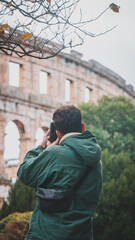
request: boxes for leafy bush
[0,212,32,240]
[0,180,36,220]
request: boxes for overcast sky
[72,0,135,89]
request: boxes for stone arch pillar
[0,116,7,179]
[13,119,25,165]
[19,122,36,165]
[0,116,10,208]
[19,134,32,164]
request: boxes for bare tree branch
[0,0,119,59]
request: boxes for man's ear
[56,130,63,140]
[82,123,85,133]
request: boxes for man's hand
[39,129,50,149]
[46,137,60,149]
[39,129,60,149]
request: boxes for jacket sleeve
[17,146,54,188]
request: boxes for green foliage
[80,96,135,160]
[80,96,135,240]
[0,212,32,240]
[101,149,132,182]
[80,103,97,127]
[0,180,36,220]
[97,96,135,135]
[94,163,135,240]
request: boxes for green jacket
[17,130,102,240]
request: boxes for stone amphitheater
[0,49,135,207]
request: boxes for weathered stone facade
[0,49,135,207]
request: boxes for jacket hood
[60,130,101,166]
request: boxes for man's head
[53,105,84,137]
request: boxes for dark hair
[53,105,82,136]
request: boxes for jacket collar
[59,132,81,144]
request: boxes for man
[17,105,102,240]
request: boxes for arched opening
[11,176,17,184]
[3,121,20,166]
[35,127,46,147]
[14,120,25,134]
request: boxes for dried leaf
[1,24,8,29]
[0,28,4,35]
[6,2,12,7]
[20,32,33,40]
[109,3,120,13]
[47,0,51,3]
